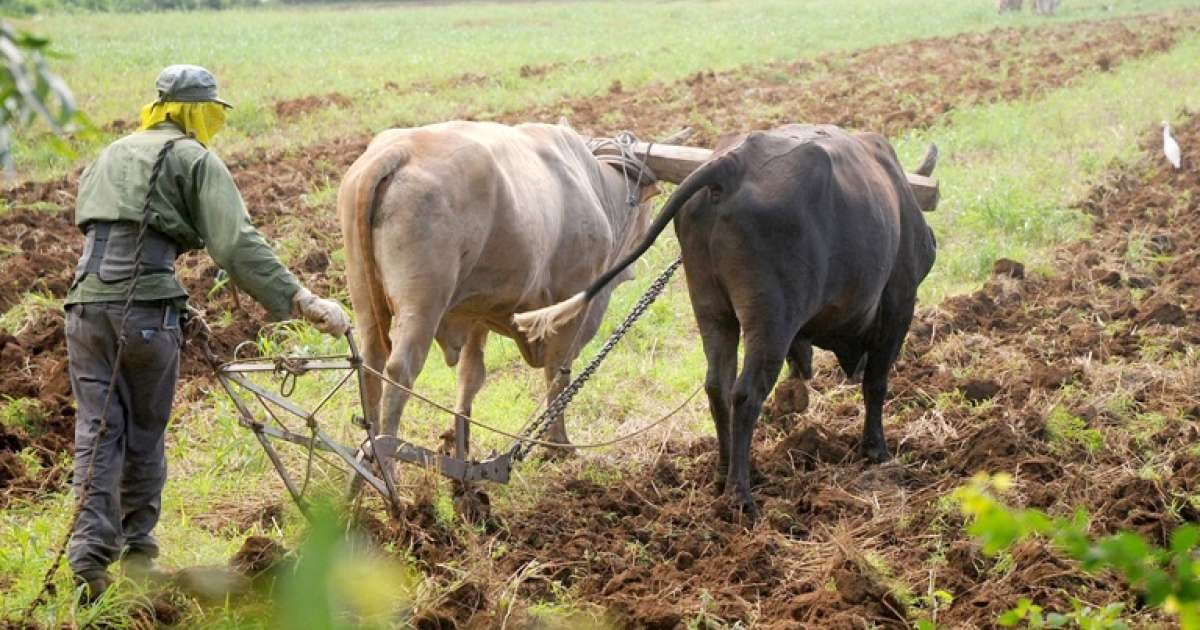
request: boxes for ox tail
[337,141,411,352]
[914,142,938,177]
[514,153,734,341]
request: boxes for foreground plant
[0,21,85,175]
[954,473,1200,628]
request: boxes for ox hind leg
[542,364,573,453]
[536,298,610,457]
[358,319,390,437]
[348,298,445,502]
[540,340,580,458]
[697,314,739,494]
[449,325,489,459]
[447,324,490,521]
[787,338,813,381]
[727,324,791,518]
[860,303,916,464]
[377,305,444,442]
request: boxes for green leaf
[1172,525,1200,556]
[1,20,82,175]
[997,609,1024,626]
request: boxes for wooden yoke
[591,140,940,212]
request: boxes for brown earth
[355,114,1200,628]
[0,11,1198,624]
[273,92,354,120]
[511,12,1198,145]
[0,4,1194,528]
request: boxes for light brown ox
[338,121,660,460]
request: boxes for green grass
[9,0,1200,177]
[0,397,46,435]
[6,3,1200,627]
[0,292,61,336]
[894,31,1200,299]
[1045,405,1105,455]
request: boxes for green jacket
[67,123,301,320]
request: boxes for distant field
[9,0,1200,175]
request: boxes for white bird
[1163,120,1181,170]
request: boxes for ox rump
[516,124,938,517]
[337,120,663,487]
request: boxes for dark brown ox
[338,121,659,459]
[516,124,937,517]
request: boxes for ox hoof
[727,492,760,523]
[860,441,891,464]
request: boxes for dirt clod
[959,378,1002,402]
[229,536,288,578]
[1138,300,1187,326]
[764,376,810,419]
[274,92,354,120]
[993,258,1026,279]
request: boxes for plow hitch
[211,332,513,516]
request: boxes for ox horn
[659,127,695,145]
[915,142,938,177]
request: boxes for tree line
[2,0,398,16]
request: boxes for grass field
[8,0,1199,175]
[4,0,1200,627]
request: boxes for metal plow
[209,332,514,516]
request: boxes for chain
[512,256,682,461]
[23,138,178,619]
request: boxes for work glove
[292,288,351,336]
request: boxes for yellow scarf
[139,101,227,146]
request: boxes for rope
[24,138,178,619]
[354,256,688,454]
[273,356,309,397]
[588,131,657,206]
[361,363,701,450]
[514,256,682,459]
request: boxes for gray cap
[155,64,232,108]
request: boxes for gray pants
[66,301,180,580]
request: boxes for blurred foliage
[0,20,87,174]
[998,598,1127,629]
[955,473,1200,629]
[275,498,418,629]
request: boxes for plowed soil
[1,10,1198,625]
[359,114,1200,629]
[274,92,354,120]
[516,12,1197,146]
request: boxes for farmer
[64,64,350,602]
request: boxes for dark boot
[75,572,112,605]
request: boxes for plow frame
[212,332,513,515]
